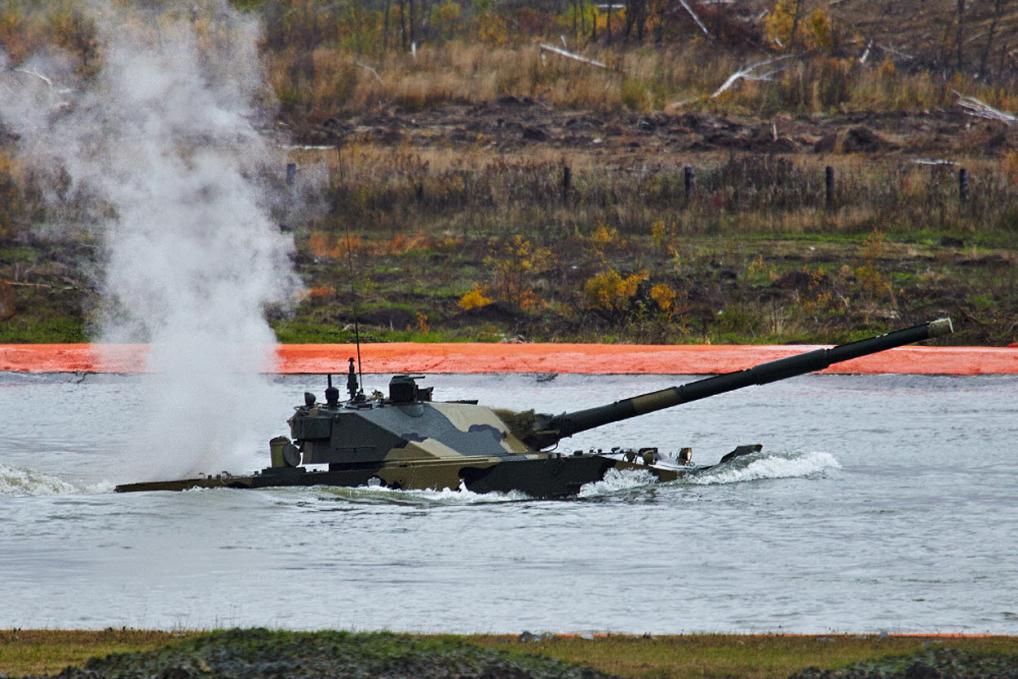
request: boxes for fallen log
[955,91,1016,124]
[709,55,791,99]
[668,55,792,109]
[538,43,607,69]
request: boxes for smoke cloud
[0,1,302,479]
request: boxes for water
[1,372,1016,633]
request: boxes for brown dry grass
[262,38,1018,122]
[5,1,1018,122]
[478,634,1018,679]
[285,143,1016,242]
[0,629,195,676]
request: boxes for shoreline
[1,343,1017,376]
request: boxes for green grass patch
[0,247,39,264]
[0,315,87,343]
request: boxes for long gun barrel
[523,318,953,449]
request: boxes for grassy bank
[4,147,1015,345]
[2,630,1017,679]
[2,1,1018,346]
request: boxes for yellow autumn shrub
[458,286,494,311]
[582,268,648,317]
[649,283,677,313]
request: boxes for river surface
[1,372,1016,633]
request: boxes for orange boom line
[2,343,1017,375]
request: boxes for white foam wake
[689,451,841,485]
[312,479,531,505]
[578,468,659,497]
[0,465,112,496]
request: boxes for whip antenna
[344,221,364,395]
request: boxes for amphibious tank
[115,318,954,497]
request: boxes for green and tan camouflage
[115,318,953,497]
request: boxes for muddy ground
[296,99,1016,160]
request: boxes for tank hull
[113,454,687,497]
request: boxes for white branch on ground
[877,43,914,61]
[538,43,607,69]
[954,90,1016,124]
[678,0,712,38]
[859,39,874,64]
[13,67,53,88]
[709,56,792,99]
[667,56,792,109]
[355,61,383,85]
[2,66,74,111]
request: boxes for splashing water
[0,464,112,497]
[0,465,76,496]
[0,2,300,479]
[309,479,532,506]
[578,468,659,497]
[688,451,841,485]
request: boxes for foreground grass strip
[789,646,1018,678]
[2,631,1017,679]
[475,634,1018,679]
[0,630,194,677]
[0,629,616,679]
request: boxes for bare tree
[408,0,416,48]
[383,0,392,54]
[623,0,648,42]
[980,0,1007,78]
[789,0,805,49]
[607,2,612,44]
[956,0,965,71]
[399,0,407,51]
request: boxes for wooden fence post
[825,165,835,210]
[683,165,695,201]
[561,164,571,203]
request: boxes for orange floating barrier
[1,343,1017,375]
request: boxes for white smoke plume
[0,1,302,479]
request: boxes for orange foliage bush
[307,231,361,259]
[305,285,337,300]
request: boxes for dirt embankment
[299,99,1015,160]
